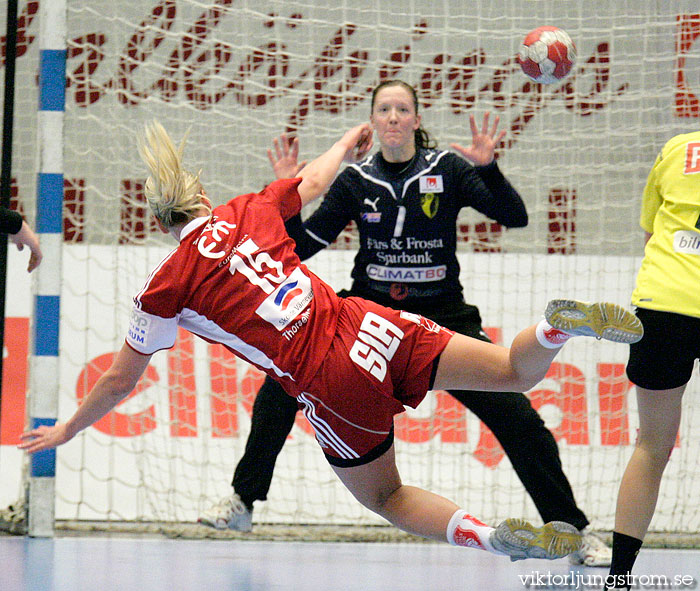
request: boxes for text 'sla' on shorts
[290,296,454,467]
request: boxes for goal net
[3,0,700,538]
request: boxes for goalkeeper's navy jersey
[289,148,527,306]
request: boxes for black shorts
[626,307,700,390]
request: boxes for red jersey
[126,178,341,391]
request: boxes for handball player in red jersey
[20,120,642,562]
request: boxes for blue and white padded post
[27,1,65,538]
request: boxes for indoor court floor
[1,535,698,591]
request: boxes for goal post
[3,0,700,539]
[24,0,66,538]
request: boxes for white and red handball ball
[518,26,576,84]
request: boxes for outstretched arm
[296,123,372,206]
[268,134,355,261]
[451,112,527,228]
[19,343,153,452]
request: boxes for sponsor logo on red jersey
[256,267,314,330]
[274,281,304,311]
[399,311,448,334]
[127,309,150,347]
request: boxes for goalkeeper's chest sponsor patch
[419,175,443,193]
[366,264,447,282]
[361,212,382,223]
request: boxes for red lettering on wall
[0,1,38,64]
[209,350,310,439]
[597,363,631,446]
[441,361,596,467]
[529,362,589,445]
[117,1,178,106]
[239,366,265,418]
[67,32,108,105]
[501,43,628,152]
[597,363,680,448]
[209,345,264,437]
[675,14,700,118]
[76,352,159,437]
[472,422,506,468]
[155,2,236,109]
[9,178,24,217]
[167,329,197,436]
[120,179,158,244]
[395,390,468,444]
[458,222,503,252]
[55,4,630,148]
[209,345,239,437]
[548,188,577,254]
[64,178,86,243]
[447,50,486,114]
[0,318,29,445]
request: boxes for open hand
[341,123,373,163]
[10,221,43,272]
[449,112,506,166]
[267,133,307,180]
[18,423,73,453]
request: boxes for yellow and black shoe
[545,300,643,344]
[490,518,582,562]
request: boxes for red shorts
[287,297,454,467]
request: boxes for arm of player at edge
[19,344,153,453]
[18,124,372,455]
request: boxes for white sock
[535,319,572,349]
[446,510,504,554]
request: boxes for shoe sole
[197,517,228,531]
[197,517,252,532]
[490,519,582,562]
[545,300,643,344]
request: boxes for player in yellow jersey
[605,131,700,591]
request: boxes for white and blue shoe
[490,518,582,562]
[545,300,643,344]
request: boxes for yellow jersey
[632,131,700,318]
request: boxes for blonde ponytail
[137,121,211,227]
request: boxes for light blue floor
[1,536,698,591]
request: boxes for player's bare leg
[331,444,458,542]
[433,299,642,394]
[331,300,640,560]
[332,444,580,560]
[614,385,685,540]
[432,326,559,394]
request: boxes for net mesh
[4,0,700,540]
